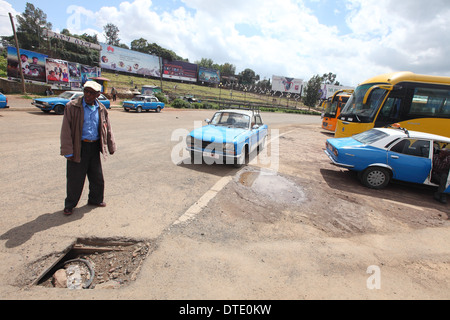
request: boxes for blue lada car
[123,95,165,113]
[0,92,8,109]
[32,91,111,115]
[324,127,450,193]
[186,108,268,167]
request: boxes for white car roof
[375,128,450,143]
[218,109,255,117]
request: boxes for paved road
[1,97,448,301]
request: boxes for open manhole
[34,238,152,289]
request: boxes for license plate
[203,151,220,159]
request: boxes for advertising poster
[100,43,161,77]
[68,62,82,83]
[80,65,99,85]
[198,67,220,84]
[46,58,69,84]
[162,59,197,82]
[320,84,354,99]
[7,46,48,83]
[272,75,303,94]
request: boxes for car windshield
[352,129,389,144]
[339,83,388,123]
[211,112,250,129]
[59,92,74,99]
[132,96,145,101]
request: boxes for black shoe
[88,201,107,207]
[434,193,447,204]
[64,208,73,215]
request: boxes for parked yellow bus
[335,72,450,138]
[321,90,353,132]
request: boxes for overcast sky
[1,0,450,87]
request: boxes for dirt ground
[0,98,449,300]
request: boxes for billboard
[198,67,220,84]
[100,43,161,77]
[45,58,69,84]
[7,46,48,83]
[162,59,197,82]
[272,75,303,94]
[320,84,355,99]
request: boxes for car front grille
[193,138,222,150]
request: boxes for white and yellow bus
[335,72,450,138]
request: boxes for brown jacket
[60,97,116,163]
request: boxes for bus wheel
[361,167,390,189]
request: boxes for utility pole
[9,12,26,94]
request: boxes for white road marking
[173,176,233,225]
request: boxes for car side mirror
[205,118,211,124]
[252,124,260,130]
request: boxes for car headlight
[186,135,193,146]
[224,142,235,154]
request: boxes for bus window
[409,87,450,118]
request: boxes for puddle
[238,170,306,205]
[34,238,152,289]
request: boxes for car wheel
[361,167,390,189]
[136,106,142,113]
[124,108,129,112]
[54,105,65,115]
[156,107,161,113]
[234,145,248,168]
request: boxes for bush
[155,92,168,104]
[171,98,191,109]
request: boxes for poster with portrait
[46,58,69,84]
[68,62,82,83]
[7,46,48,83]
[80,65,98,85]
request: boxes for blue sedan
[32,91,111,115]
[0,92,8,109]
[123,95,165,113]
[324,127,450,192]
[186,109,268,167]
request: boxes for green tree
[322,72,340,85]
[15,2,52,50]
[130,38,149,53]
[220,63,236,77]
[196,58,214,69]
[0,54,7,78]
[238,68,259,85]
[104,23,120,46]
[49,29,100,66]
[304,75,323,108]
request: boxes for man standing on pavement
[60,81,116,215]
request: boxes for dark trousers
[432,171,449,195]
[65,141,104,209]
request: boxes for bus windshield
[340,84,388,123]
[324,101,338,117]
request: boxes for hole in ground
[34,238,153,289]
